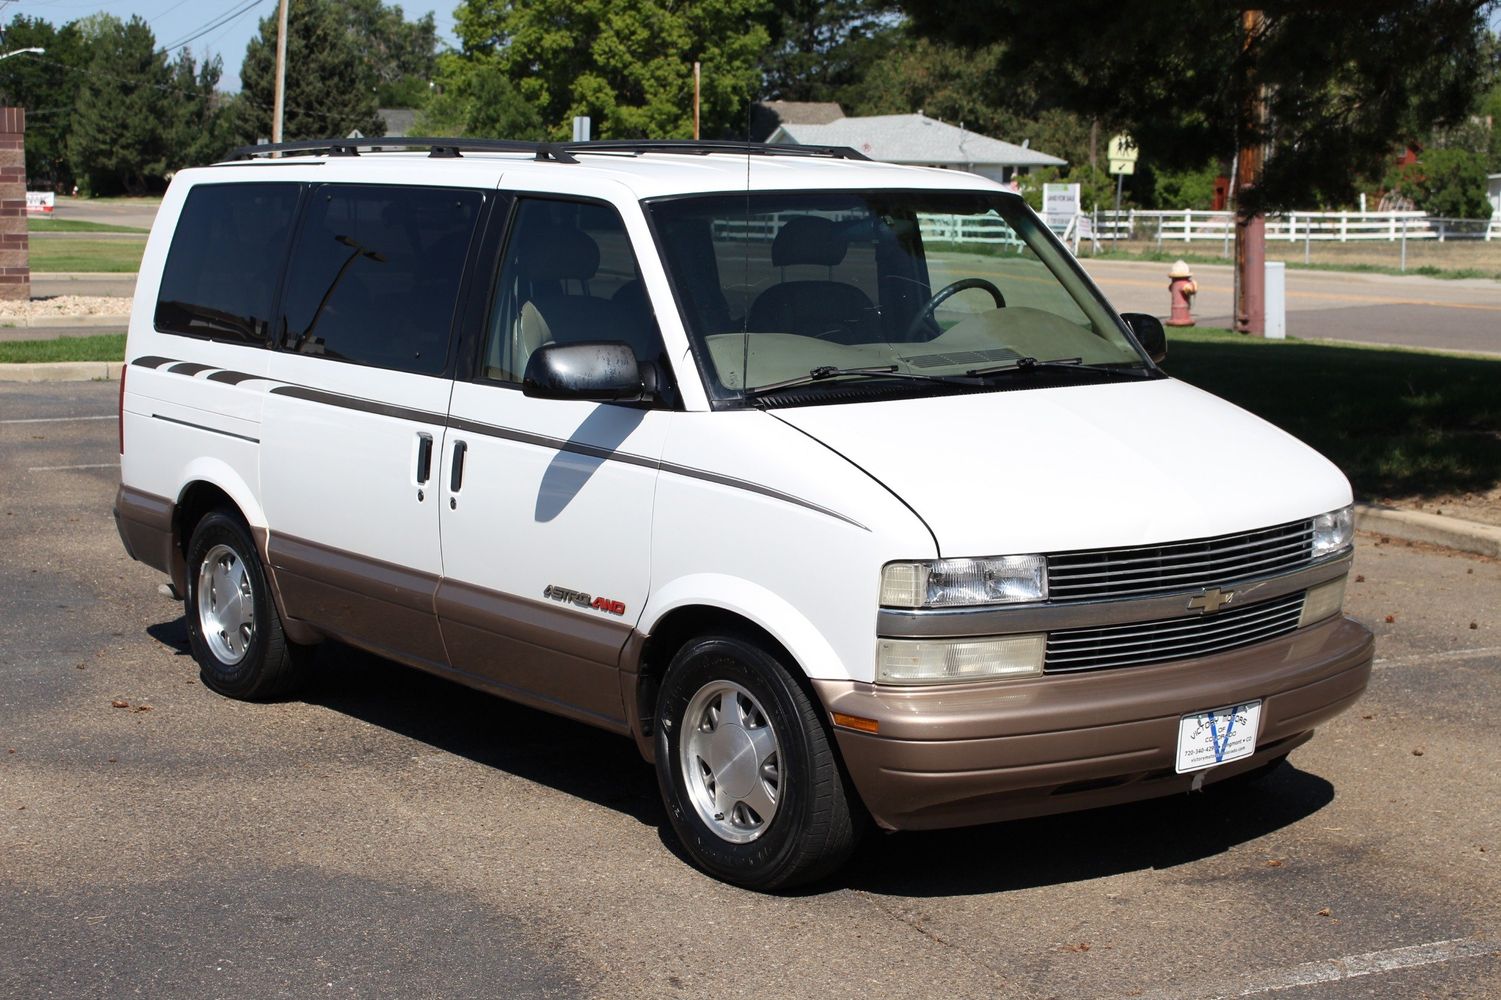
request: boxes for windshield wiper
[967,356,1151,379]
[744,365,975,399]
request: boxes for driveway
[2,380,1498,999]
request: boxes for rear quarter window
[154,182,301,345]
[279,184,485,376]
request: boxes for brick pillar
[0,107,29,302]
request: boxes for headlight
[1312,505,1354,558]
[876,634,1046,684]
[880,555,1047,608]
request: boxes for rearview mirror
[1121,312,1167,364]
[522,341,650,402]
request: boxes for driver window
[915,210,1091,331]
[482,197,662,383]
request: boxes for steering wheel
[903,277,1005,339]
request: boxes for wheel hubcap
[680,680,781,843]
[197,543,254,665]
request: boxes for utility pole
[272,0,289,144]
[692,61,701,140]
[1234,8,1266,337]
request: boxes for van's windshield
[646,189,1151,406]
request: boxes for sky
[3,0,461,91]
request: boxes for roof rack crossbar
[229,137,581,164]
[570,140,869,161]
[226,137,868,165]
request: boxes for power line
[159,0,269,53]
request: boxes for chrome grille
[1044,592,1305,673]
[1046,519,1315,602]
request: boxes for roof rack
[228,136,583,163]
[226,137,870,164]
[561,140,869,161]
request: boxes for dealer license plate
[1175,700,1262,774]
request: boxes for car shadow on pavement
[146,617,192,655]
[298,639,667,829]
[836,764,1335,898]
[145,618,1335,895]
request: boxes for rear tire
[655,634,859,890]
[184,510,308,700]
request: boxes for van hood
[773,378,1351,557]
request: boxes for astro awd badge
[543,584,626,616]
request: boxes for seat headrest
[771,216,849,268]
[524,229,601,282]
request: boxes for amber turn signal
[831,712,880,734]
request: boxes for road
[1081,259,1501,356]
[47,196,160,232]
[2,382,1499,1000]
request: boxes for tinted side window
[481,198,662,383]
[280,184,484,375]
[155,182,300,345]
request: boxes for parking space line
[1,414,115,425]
[25,463,117,472]
[1374,646,1501,669]
[1131,933,1498,999]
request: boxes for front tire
[185,509,308,700]
[655,635,859,890]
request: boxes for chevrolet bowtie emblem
[1187,587,1235,614]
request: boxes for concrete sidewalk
[32,272,137,298]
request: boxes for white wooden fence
[1089,209,1500,243]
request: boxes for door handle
[416,433,434,484]
[449,440,468,495]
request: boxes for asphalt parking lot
[2,380,1498,1000]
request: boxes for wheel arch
[624,578,845,762]
[172,462,319,645]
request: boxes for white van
[115,138,1372,889]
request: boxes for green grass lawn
[1082,246,1501,282]
[28,218,148,234]
[0,333,125,364]
[25,237,146,273]
[1164,327,1501,499]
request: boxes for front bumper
[813,615,1373,831]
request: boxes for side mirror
[522,341,650,402]
[1121,312,1167,364]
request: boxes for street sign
[1108,133,1138,176]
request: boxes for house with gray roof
[767,112,1066,184]
[748,101,847,142]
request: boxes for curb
[2,314,130,329]
[1355,503,1501,559]
[34,272,138,280]
[0,361,123,382]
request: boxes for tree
[416,54,546,138]
[759,1,902,103]
[163,50,237,171]
[239,0,385,143]
[1387,147,1493,218]
[899,0,1498,214]
[338,0,439,106]
[67,14,171,195]
[0,15,88,191]
[451,0,771,139]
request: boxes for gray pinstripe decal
[133,356,869,530]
